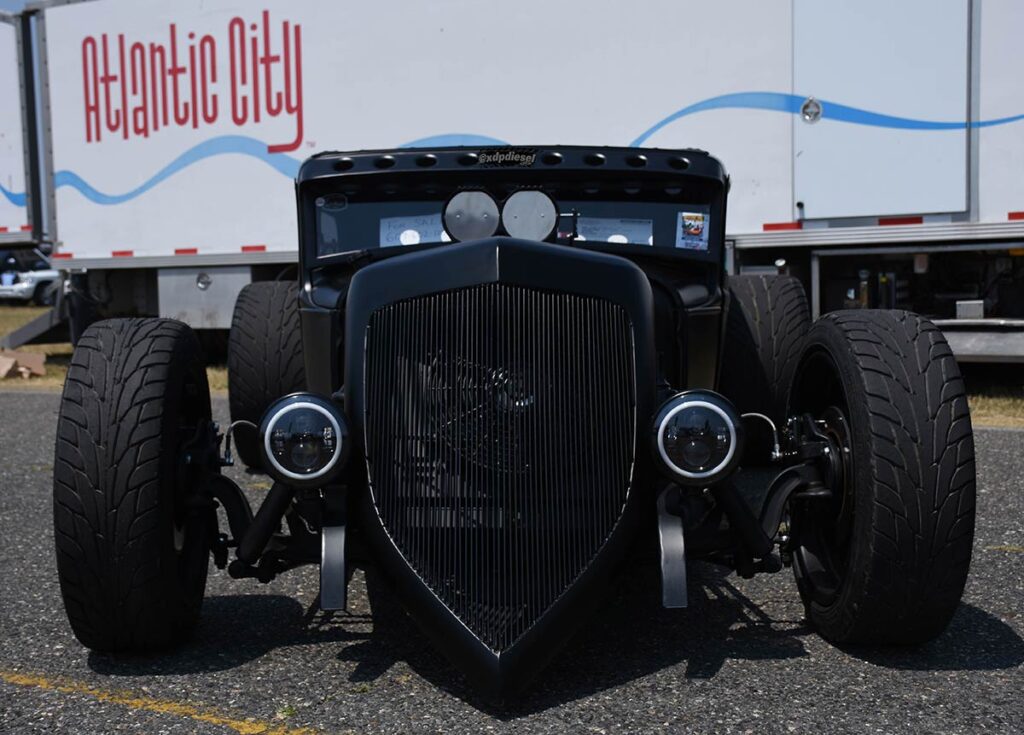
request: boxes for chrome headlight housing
[651,390,743,485]
[259,393,349,487]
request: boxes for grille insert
[364,283,635,651]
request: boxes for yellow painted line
[985,545,1024,553]
[0,671,316,735]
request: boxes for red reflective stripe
[52,252,73,259]
[878,216,923,226]
[111,250,134,257]
[175,247,199,255]
[1008,211,1024,221]
[762,221,803,231]
[0,227,7,233]
[241,244,267,252]
[19,225,31,231]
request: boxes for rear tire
[789,310,976,645]
[718,274,810,424]
[227,281,306,469]
[53,318,213,652]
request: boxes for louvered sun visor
[296,146,728,265]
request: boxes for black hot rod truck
[53,146,976,699]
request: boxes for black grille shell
[364,283,636,651]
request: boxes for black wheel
[53,318,213,652]
[788,310,976,645]
[33,281,56,306]
[718,274,810,424]
[227,281,306,469]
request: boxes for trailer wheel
[53,318,213,652]
[227,281,306,469]
[718,274,810,424]
[788,310,976,644]
[33,281,56,306]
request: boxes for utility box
[157,267,250,330]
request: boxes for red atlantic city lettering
[81,10,303,153]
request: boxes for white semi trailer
[5,0,1024,360]
[0,11,34,245]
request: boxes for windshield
[314,193,714,259]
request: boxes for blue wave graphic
[0,183,27,208]
[4,94,1022,206]
[50,135,301,206]
[630,91,1024,145]
[400,133,510,147]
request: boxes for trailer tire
[53,318,213,652]
[718,274,810,424]
[33,281,56,306]
[227,281,306,469]
[788,310,976,645]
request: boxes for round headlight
[259,393,349,486]
[651,390,743,485]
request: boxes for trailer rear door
[793,0,970,220]
[0,13,32,243]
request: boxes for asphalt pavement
[1,390,1021,734]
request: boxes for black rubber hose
[711,479,774,558]
[237,482,295,564]
[205,474,254,543]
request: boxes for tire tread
[802,310,975,644]
[53,318,210,651]
[227,281,306,467]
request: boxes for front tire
[789,310,976,645]
[53,318,213,652]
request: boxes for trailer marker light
[19,225,31,232]
[1008,212,1024,221]
[112,250,134,257]
[878,216,923,226]
[0,227,7,233]
[241,244,267,252]
[51,253,73,259]
[762,221,803,231]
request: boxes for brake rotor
[819,405,854,546]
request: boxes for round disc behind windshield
[502,190,558,241]
[443,191,500,242]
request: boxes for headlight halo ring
[259,392,349,486]
[651,389,743,485]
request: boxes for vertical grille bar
[364,283,635,651]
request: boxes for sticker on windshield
[576,217,653,246]
[676,210,710,250]
[379,214,448,247]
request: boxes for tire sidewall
[155,327,213,633]
[53,319,213,650]
[788,316,879,640]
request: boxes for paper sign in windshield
[379,214,448,247]
[676,210,710,250]
[576,217,653,246]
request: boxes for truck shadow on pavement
[83,567,1024,716]
[348,563,813,713]
[87,594,365,676]
[353,562,1024,715]
[836,602,1024,673]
